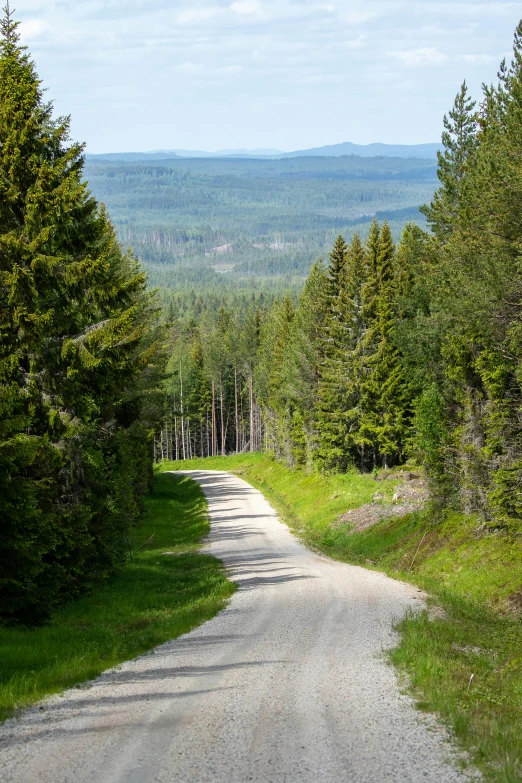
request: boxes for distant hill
[86,142,441,162]
[86,151,181,162]
[85,148,284,162]
[285,142,441,159]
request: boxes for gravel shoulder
[0,470,474,782]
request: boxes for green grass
[164,452,397,535]
[0,472,235,722]
[162,454,522,782]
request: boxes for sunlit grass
[161,452,397,537]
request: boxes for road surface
[0,470,471,782]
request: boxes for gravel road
[0,470,472,783]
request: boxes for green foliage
[397,24,522,527]
[0,8,164,623]
[312,221,413,473]
[161,18,522,541]
[0,472,234,720]
[421,81,478,239]
[413,384,448,488]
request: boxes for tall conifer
[283,261,329,465]
[356,223,410,467]
[421,82,478,240]
[0,6,163,622]
[315,233,368,471]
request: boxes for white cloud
[390,47,448,66]
[13,0,522,151]
[177,7,220,24]
[19,19,52,41]
[461,53,497,64]
[344,34,366,49]
[343,11,376,24]
[230,1,262,14]
[181,61,205,73]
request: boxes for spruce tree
[283,261,329,465]
[255,296,294,458]
[0,6,163,622]
[421,81,478,240]
[327,235,348,298]
[356,222,410,468]
[315,233,368,472]
[187,334,212,456]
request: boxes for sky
[15,1,522,153]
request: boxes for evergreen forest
[160,33,522,538]
[2,6,522,777]
[3,0,522,635]
[84,154,436,292]
[0,10,165,623]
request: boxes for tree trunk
[234,365,239,454]
[220,371,225,456]
[180,363,186,461]
[249,364,254,452]
[212,380,217,457]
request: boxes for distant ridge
[86,142,441,162]
[285,141,441,159]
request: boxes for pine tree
[240,306,262,452]
[187,334,212,457]
[359,219,381,326]
[320,233,349,392]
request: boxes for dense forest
[4,0,522,628]
[161,31,522,533]
[0,11,165,623]
[84,155,436,289]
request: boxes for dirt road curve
[0,470,471,783]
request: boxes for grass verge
[162,454,522,782]
[0,472,235,722]
[166,452,397,534]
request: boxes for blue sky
[16,1,522,153]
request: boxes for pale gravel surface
[0,470,474,783]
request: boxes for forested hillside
[84,155,436,292]
[160,32,522,533]
[0,10,165,623]
[86,141,441,160]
